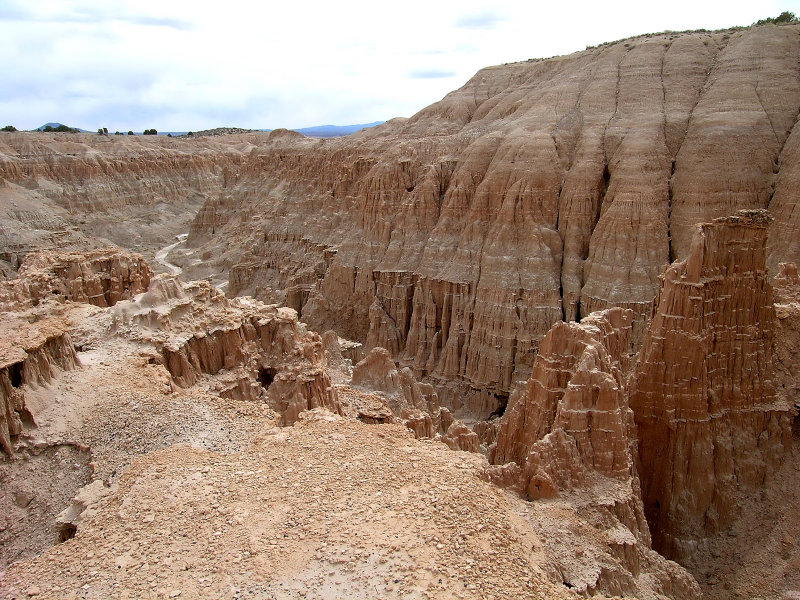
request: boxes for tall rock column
[629,209,792,559]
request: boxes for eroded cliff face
[485,308,700,599]
[0,133,251,268]
[0,248,152,311]
[629,210,793,559]
[112,275,340,426]
[0,317,79,455]
[171,25,800,417]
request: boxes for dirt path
[153,233,187,277]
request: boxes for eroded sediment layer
[629,210,793,559]
[485,308,700,599]
[0,318,79,455]
[0,248,152,311]
[185,26,800,414]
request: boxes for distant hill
[28,122,384,138]
[293,122,383,138]
[35,123,87,133]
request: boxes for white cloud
[0,0,794,131]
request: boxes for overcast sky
[0,0,796,132]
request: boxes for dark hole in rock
[9,362,23,388]
[147,357,160,365]
[58,523,77,543]
[259,367,277,390]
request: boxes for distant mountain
[35,123,88,133]
[292,122,383,138]
[28,122,384,138]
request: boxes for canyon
[0,22,799,600]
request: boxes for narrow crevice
[753,83,781,149]
[668,159,676,262]
[9,362,23,388]
[58,523,77,543]
[258,367,277,390]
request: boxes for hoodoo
[629,210,793,559]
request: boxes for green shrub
[755,11,798,25]
[1,125,16,132]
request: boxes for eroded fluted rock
[629,210,792,559]
[0,248,152,311]
[109,276,339,426]
[773,263,800,408]
[0,318,79,455]
[487,307,699,598]
[490,308,638,499]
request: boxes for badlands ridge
[0,23,799,600]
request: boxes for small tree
[98,128,103,135]
[755,11,798,25]
[128,131,134,135]
[1,125,16,132]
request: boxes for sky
[0,0,797,132]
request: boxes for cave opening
[258,367,277,390]
[58,523,77,543]
[9,362,23,388]
[489,392,509,419]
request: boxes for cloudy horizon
[1,0,796,132]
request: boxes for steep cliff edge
[629,210,792,559]
[486,308,699,598]
[180,25,800,417]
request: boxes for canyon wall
[629,210,792,559]
[1,25,799,419]
[0,319,79,455]
[486,307,701,598]
[185,25,800,416]
[0,133,252,267]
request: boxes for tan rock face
[2,28,799,417]
[0,132,251,265]
[773,263,800,408]
[156,26,800,418]
[487,307,700,598]
[629,210,793,559]
[0,248,152,311]
[491,308,637,499]
[0,317,79,455]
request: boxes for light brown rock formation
[773,263,800,414]
[0,317,79,454]
[0,248,152,310]
[0,132,251,267]
[629,210,793,559]
[487,307,700,598]
[158,25,800,418]
[2,27,800,418]
[490,308,637,499]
